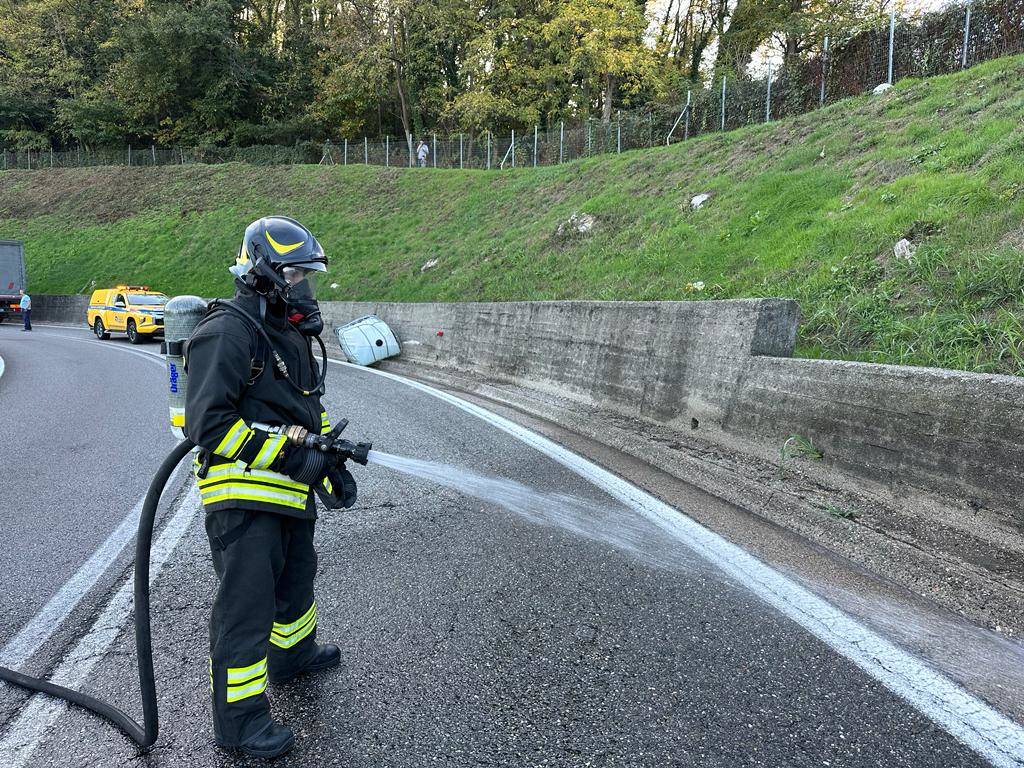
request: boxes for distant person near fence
[19,289,31,331]
[416,140,429,168]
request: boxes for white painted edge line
[0,353,5,382]
[0,484,201,767]
[329,357,1024,768]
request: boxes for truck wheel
[126,319,143,344]
[93,318,110,340]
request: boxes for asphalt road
[0,325,1017,767]
[0,326,182,696]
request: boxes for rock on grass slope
[2,55,1023,374]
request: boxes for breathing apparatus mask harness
[210,296,328,398]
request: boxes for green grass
[2,55,1024,374]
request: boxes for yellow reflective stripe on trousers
[270,603,317,649]
[214,418,254,460]
[320,412,331,435]
[227,657,267,684]
[251,433,287,470]
[226,676,267,703]
[225,656,269,703]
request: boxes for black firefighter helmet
[230,216,327,297]
[231,216,328,336]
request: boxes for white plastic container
[335,315,401,366]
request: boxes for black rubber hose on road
[0,438,196,749]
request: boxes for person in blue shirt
[18,289,31,331]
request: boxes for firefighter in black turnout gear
[184,216,357,758]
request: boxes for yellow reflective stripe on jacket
[200,485,308,511]
[195,462,310,511]
[214,418,254,460]
[320,412,331,435]
[251,434,287,470]
[270,603,317,649]
[200,463,309,491]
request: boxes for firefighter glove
[314,463,358,510]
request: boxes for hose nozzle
[281,422,371,464]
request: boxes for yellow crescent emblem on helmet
[265,230,306,255]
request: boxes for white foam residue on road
[335,358,1024,768]
[0,485,200,767]
[367,450,699,570]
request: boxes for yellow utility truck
[88,285,168,343]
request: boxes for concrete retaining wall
[32,294,89,325]
[727,357,1024,520]
[320,300,799,430]
[320,299,1022,518]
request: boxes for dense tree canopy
[0,0,893,148]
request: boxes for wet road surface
[0,325,1019,767]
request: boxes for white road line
[0,485,201,767]
[0,353,5,382]
[329,358,1024,768]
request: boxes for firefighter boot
[270,643,341,684]
[218,721,295,759]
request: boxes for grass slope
[2,56,1023,374]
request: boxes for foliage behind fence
[2,0,1021,174]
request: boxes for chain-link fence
[3,0,1021,174]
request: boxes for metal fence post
[887,10,896,85]
[151,144,156,164]
[344,138,348,165]
[385,135,389,167]
[50,147,53,167]
[765,64,773,123]
[559,121,564,163]
[128,144,132,166]
[77,145,81,166]
[684,90,692,140]
[364,137,368,164]
[587,118,592,156]
[720,77,727,130]
[533,125,538,167]
[486,132,491,170]
[459,133,463,169]
[820,36,830,107]
[616,111,621,153]
[511,129,515,168]
[432,132,436,168]
[961,4,972,69]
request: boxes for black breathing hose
[0,438,196,749]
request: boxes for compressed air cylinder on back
[162,295,208,439]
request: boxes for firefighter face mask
[282,267,324,337]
